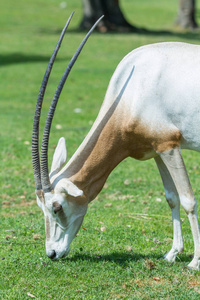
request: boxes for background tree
[176,0,198,29]
[79,0,136,32]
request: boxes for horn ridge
[32,12,75,191]
[40,16,104,193]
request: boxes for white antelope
[32,13,200,270]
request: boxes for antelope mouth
[47,247,70,260]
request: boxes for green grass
[1,0,200,299]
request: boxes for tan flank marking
[67,111,181,201]
[124,118,182,160]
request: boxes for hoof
[163,250,178,262]
[187,258,199,271]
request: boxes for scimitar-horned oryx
[32,12,200,270]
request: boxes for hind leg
[155,155,184,262]
[157,148,200,270]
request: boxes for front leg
[158,148,200,270]
[163,205,184,262]
[155,156,184,262]
[187,211,200,270]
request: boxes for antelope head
[32,13,103,259]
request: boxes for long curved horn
[32,12,74,191]
[40,16,104,193]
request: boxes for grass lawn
[1,0,200,299]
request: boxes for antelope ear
[60,179,83,197]
[50,137,67,175]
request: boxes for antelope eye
[53,202,63,214]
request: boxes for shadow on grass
[65,251,192,266]
[0,53,67,66]
[2,26,200,66]
[39,26,200,42]
[1,241,193,268]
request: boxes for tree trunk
[176,0,198,29]
[80,0,136,32]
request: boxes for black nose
[47,250,56,259]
